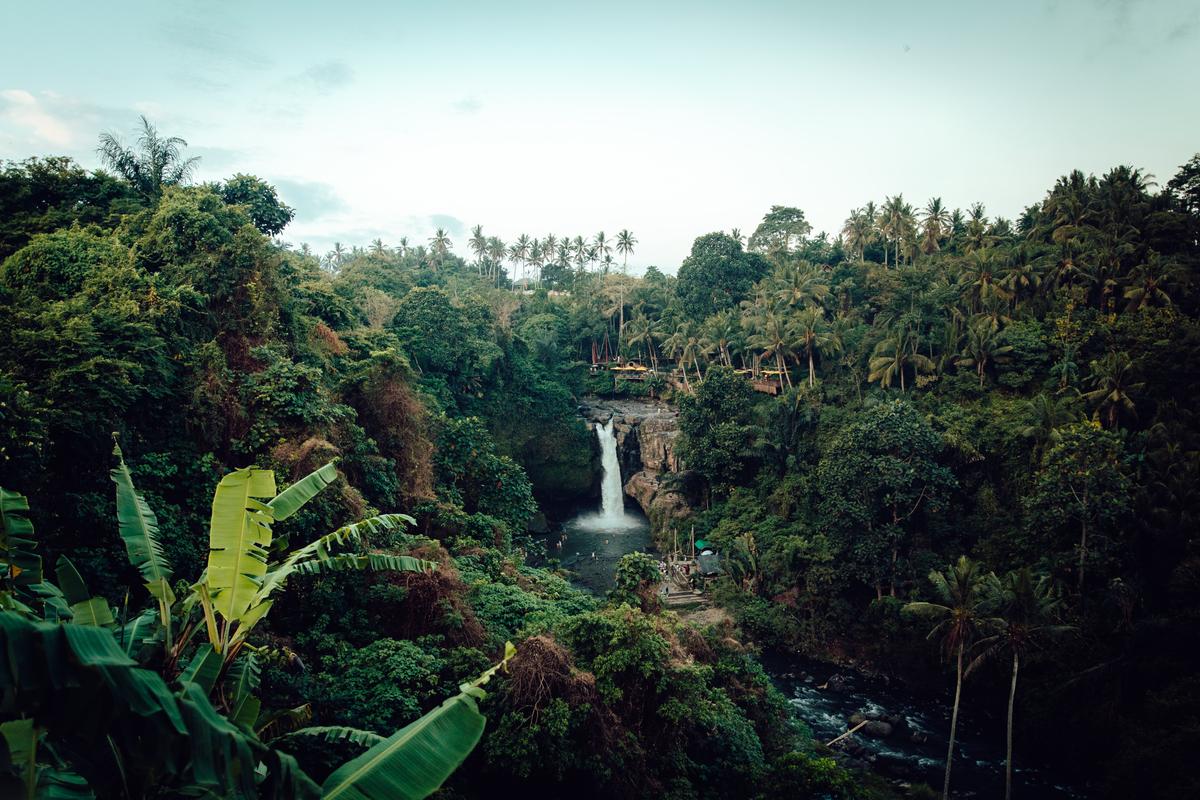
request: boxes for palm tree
[904,557,996,800]
[921,197,953,255]
[572,235,588,273]
[97,116,200,199]
[841,208,874,262]
[1020,393,1079,463]
[555,242,572,271]
[862,201,879,257]
[1082,351,1143,428]
[793,308,840,387]
[486,236,507,284]
[700,310,740,367]
[1000,254,1044,306]
[1123,253,1178,310]
[663,322,703,388]
[625,308,664,371]
[967,569,1072,800]
[879,195,916,266]
[957,318,1014,387]
[963,203,991,252]
[429,228,452,271]
[868,329,933,391]
[616,229,637,273]
[747,310,796,389]
[326,241,347,272]
[509,234,531,287]
[773,262,831,310]
[594,231,612,267]
[469,225,488,274]
[601,276,635,351]
[959,250,1013,313]
[528,240,545,287]
[397,236,410,258]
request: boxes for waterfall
[597,418,625,521]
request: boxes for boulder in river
[826,674,850,691]
[848,712,894,738]
[862,720,893,738]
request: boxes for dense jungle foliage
[1,119,1197,799]
[0,123,870,800]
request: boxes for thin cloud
[0,89,75,148]
[451,97,483,114]
[159,20,271,70]
[1165,12,1197,42]
[298,61,354,93]
[429,214,466,238]
[274,178,348,219]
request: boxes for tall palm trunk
[943,643,964,800]
[1005,650,1019,800]
[618,301,625,352]
[808,348,816,388]
[777,352,792,389]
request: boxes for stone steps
[662,590,709,608]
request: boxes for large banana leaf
[179,644,222,694]
[0,486,43,587]
[54,557,113,627]
[110,442,173,602]
[294,553,436,576]
[229,650,263,729]
[320,642,514,800]
[0,611,320,800]
[252,514,419,608]
[0,718,37,794]
[267,461,338,521]
[206,468,276,622]
[275,726,385,750]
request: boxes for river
[761,651,1083,798]
[548,415,1080,797]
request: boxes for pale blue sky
[2,0,1196,270]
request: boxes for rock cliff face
[579,398,703,534]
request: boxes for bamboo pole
[824,719,870,748]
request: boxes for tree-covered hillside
[1,119,1197,799]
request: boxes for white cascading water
[597,418,625,521]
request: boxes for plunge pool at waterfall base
[536,414,659,594]
[540,505,656,594]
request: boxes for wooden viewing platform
[590,360,784,394]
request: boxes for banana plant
[0,488,43,615]
[1,451,487,799]
[110,438,175,645]
[0,487,68,621]
[53,556,113,626]
[196,458,434,660]
[1,609,514,799]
